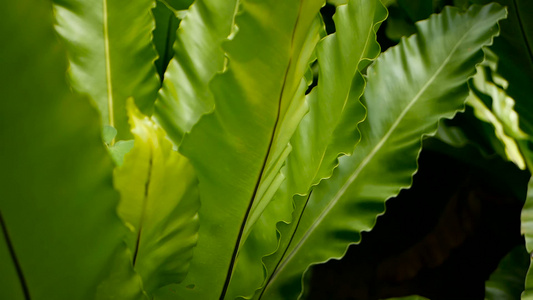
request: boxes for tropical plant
[3,0,527,299]
[308,0,533,298]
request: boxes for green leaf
[382,0,398,7]
[229,12,326,300]
[108,140,135,166]
[285,0,386,198]
[260,4,506,299]
[157,0,325,299]
[433,121,477,150]
[467,91,526,169]
[160,0,194,11]
[53,0,161,140]
[103,125,118,145]
[473,0,533,136]
[385,5,417,42]
[491,0,533,136]
[466,62,529,170]
[485,245,529,300]
[470,54,529,140]
[151,0,194,78]
[0,1,145,299]
[114,100,200,295]
[258,0,386,297]
[326,0,348,6]
[153,0,239,144]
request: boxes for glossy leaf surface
[53,0,160,139]
[261,4,506,299]
[154,0,238,144]
[229,8,325,300]
[260,0,386,297]
[159,0,325,299]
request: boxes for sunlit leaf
[53,0,160,139]
[260,4,506,299]
[260,0,386,297]
[115,100,200,295]
[154,0,239,144]
[157,0,325,299]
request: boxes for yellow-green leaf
[115,100,200,295]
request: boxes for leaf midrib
[265,20,473,290]
[0,211,31,300]
[258,20,378,300]
[132,153,154,267]
[218,1,304,299]
[103,0,114,142]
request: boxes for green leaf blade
[467,66,528,170]
[0,1,145,299]
[164,1,324,299]
[256,0,387,297]
[230,6,328,300]
[154,0,238,144]
[53,0,161,139]
[115,101,200,295]
[261,4,507,299]
[283,0,386,219]
[152,1,180,79]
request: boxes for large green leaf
[155,0,325,299]
[53,0,161,140]
[285,0,386,203]
[228,9,326,300]
[260,4,506,299]
[153,0,239,144]
[257,0,386,297]
[114,101,200,295]
[0,1,145,299]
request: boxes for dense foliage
[1,0,532,299]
